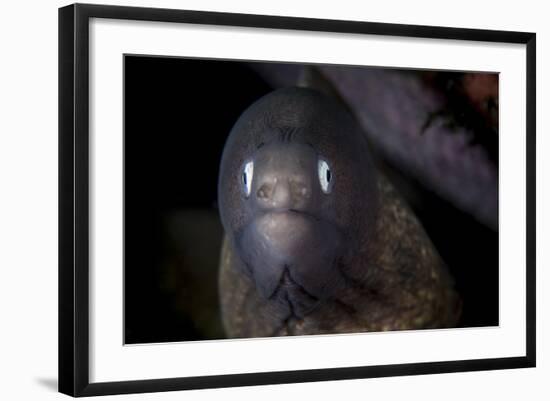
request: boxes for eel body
[217,87,461,338]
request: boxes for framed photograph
[58,3,536,397]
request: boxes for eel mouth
[237,208,346,318]
[252,209,319,256]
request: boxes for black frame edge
[72,2,534,43]
[58,3,537,397]
[525,33,536,367]
[73,2,91,395]
[77,357,530,397]
[59,3,92,397]
[58,4,76,397]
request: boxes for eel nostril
[291,181,309,199]
[257,183,272,200]
[256,178,309,207]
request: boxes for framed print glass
[58,3,536,397]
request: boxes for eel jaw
[237,210,346,317]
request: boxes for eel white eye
[242,161,254,197]
[318,159,333,194]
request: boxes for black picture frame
[58,3,536,397]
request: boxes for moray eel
[218,87,461,337]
